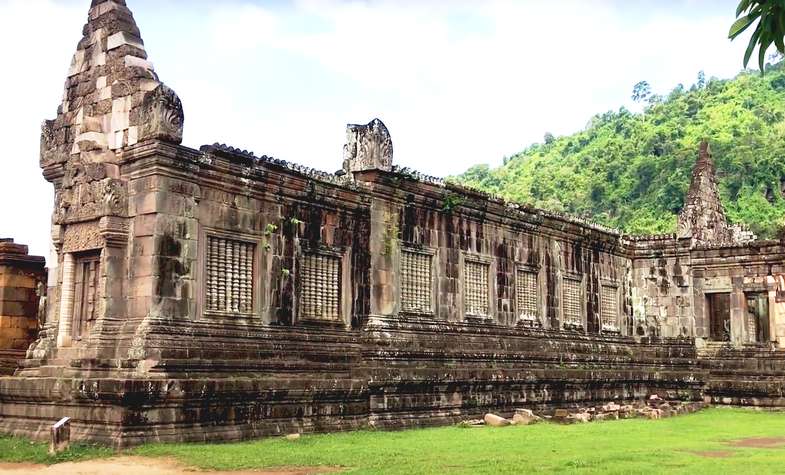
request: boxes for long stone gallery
[1,0,785,447]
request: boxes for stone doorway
[745,292,770,343]
[707,292,731,342]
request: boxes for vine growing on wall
[262,223,278,251]
[383,212,399,257]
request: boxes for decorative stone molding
[99,216,129,248]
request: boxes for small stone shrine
[0,240,45,375]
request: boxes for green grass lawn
[3,408,785,473]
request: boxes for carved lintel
[138,84,184,144]
[62,222,102,253]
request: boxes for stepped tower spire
[40,0,183,178]
[677,141,733,246]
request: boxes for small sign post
[49,417,71,455]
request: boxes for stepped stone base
[0,322,710,447]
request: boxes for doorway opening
[707,292,731,342]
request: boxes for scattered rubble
[484,413,511,427]
[512,409,541,425]
[459,398,707,428]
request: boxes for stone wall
[629,235,692,338]
[0,240,45,375]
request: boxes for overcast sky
[0,0,753,260]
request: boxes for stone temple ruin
[2,0,785,446]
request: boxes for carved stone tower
[677,141,733,246]
[342,118,393,174]
[35,0,184,351]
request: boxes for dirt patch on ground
[0,456,343,475]
[727,437,785,448]
[689,450,735,458]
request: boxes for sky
[0,0,756,261]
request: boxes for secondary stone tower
[677,141,734,246]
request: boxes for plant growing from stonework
[442,193,464,212]
[263,223,278,251]
[382,214,399,257]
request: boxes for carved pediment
[54,178,128,225]
[343,118,393,173]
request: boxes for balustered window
[516,269,538,320]
[562,276,583,328]
[299,252,341,321]
[401,249,433,314]
[205,235,255,314]
[601,284,619,332]
[465,259,490,318]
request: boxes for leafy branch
[730,0,785,73]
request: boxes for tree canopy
[453,63,785,238]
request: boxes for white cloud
[0,0,754,261]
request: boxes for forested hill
[454,62,785,238]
